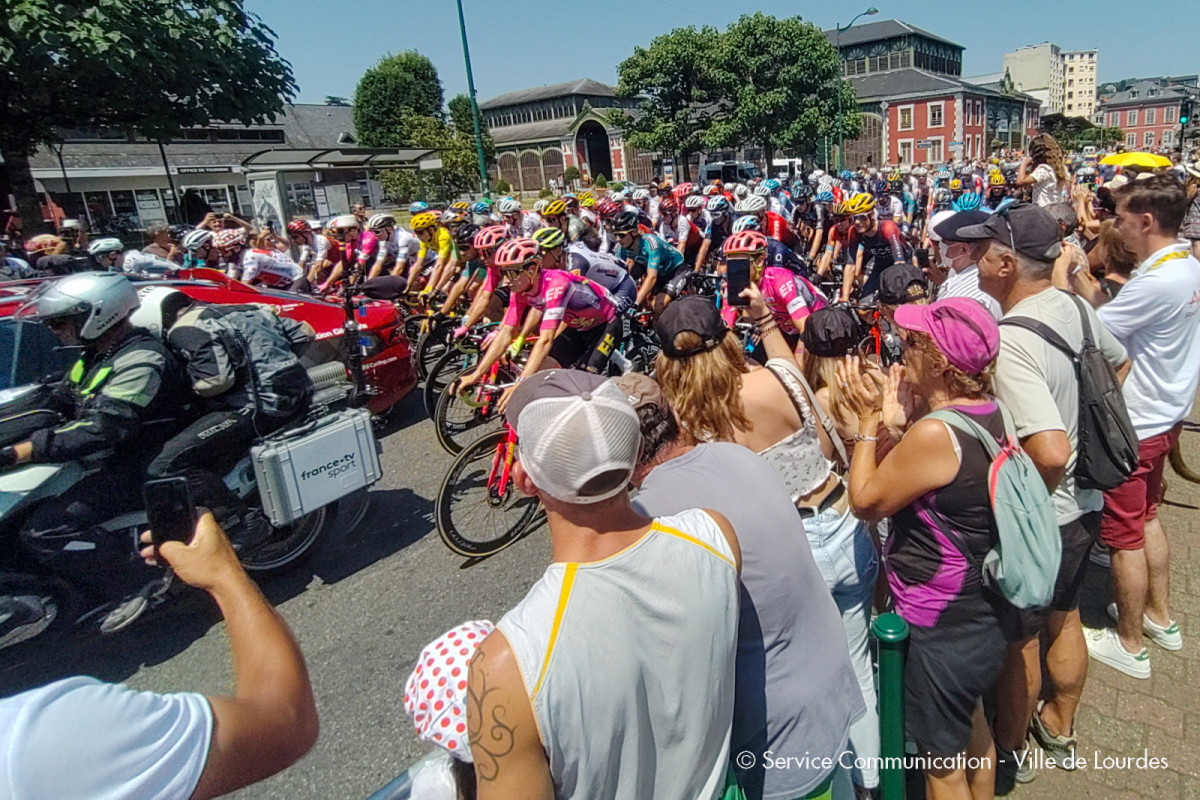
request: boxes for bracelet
[753,313,773,323]
[758,322,779,338]
[853,433,879,443]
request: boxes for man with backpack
[966,202,1131,780]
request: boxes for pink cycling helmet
[494,237,541,270]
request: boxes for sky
[246,0,1197,105]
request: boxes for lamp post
[455,0,490,196]
[835,6,878,172]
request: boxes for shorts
[548,324,606,371]
[461,263,488,282]
[1100,423,1182,550]
[905,605,1008,758]
[654,269,693,299]
[1014,511,1101,637]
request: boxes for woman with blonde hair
[1016,134,1067,207]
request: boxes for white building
[1001,44,1099,119]
[1063,50,1098,119]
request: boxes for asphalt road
[0,389,552,799]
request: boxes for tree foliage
[324,96,350,106]
[1040,113,1123,152]
[609,26,722,181]
[353,50,444,147]
[0,0,296,231]
[379,107,494,202]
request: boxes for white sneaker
[1085,626,1151,679]
[1107,603,1183,651]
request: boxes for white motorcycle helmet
[24,272,140,341]
[130,286,192,339]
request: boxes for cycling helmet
[887,170,902,183]
[471,201,489,214]
[723,230,769,255]
[733,184,750,199]
[933,188,953,205]
[473,226,507,252]
[579,195,596,208]
[792,184,814,201]
[454,223,481,248]
[658,197,679,214]
[814,190,836,205]
[441,209,467,226]
[286,220,311,238]
[735,195,769,214]
[168,224,193,242]
[952,193,982,212]
[366,213,396,232]
[543,199,568,217]
[957,164,973,176]
[830,202,849,216]
[631,188,650,201]
[609,190,627,202]
[25,235,64,257]
[839,170,853,181]
[532,199,550,216]
[872,179,888,195]
[672,182,695,199]
[494,237,540,270]
[532,227,566,250]
[497,198,522,214]
[181,229,214,251]
[763,178,782,192]
[702,184,720,197]
[130,286,192,339]
[706,196,731,214]
[595,198,622,220]
[752,184,771,197]
[450,202,470,212]
[214,228,247,251]
[410,212,438,232]
[87,237,125,256]
[562,195,579,209]
[409,201,430,215]
[26,272,139,340]
[329,214,359,230]
[683,195,707,210]
[843,193,876,214]
[949,178,963,191]
[989,172,1007,186]
[610,210,641,235]
[912,166,927,177]
[732,215,761,233]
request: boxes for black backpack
[1001,292,1138,491]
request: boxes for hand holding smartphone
[143,478,198,547]
[726,257,751,306]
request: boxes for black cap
[654,295,728,358]
[878,264,929,305]
[932,210,990,243]
[799,306,862,357]
[954,203,1063,263]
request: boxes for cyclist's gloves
[507,335,527,358]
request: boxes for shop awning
[241,148,438,172]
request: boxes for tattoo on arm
[467,649,516,782]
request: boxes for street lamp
[455,0,490,196]
[835,6,878,171]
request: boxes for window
[898,139,914,164]
[1163,131,1173,146]
[928,102,944,128]
[214,129,285,143]
[1144,131,1155,147]
[898,105,914,131]
[1068,92,1074,99]
[1107,112,1117,127]
[927,137,944,162]
[1069,67,1075,74]
[1127,109,1138,126]
[1068,79,1074,87]
[1145,107,1156,125]
[1165,106,1177,123]
[1126,132,1137,146]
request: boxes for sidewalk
[1010,415,1200,800]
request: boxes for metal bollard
[872,611,909,800]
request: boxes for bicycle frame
[486,422,520,500]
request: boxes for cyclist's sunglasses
[851,213,873,223]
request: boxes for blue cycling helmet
[952,193,982,212]
[409,201,430,215]
[732,214,762,232]
[763,178,781,191]
[815,190,836,204]
[839,170,853,181]
[872,179,888,195]
[470,201,489,214]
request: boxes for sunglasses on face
[852,214,873,223]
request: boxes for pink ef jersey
[502,269,616,333]
[721,266,827,335]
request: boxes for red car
[0,269,416,415]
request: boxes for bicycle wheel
[436,430,543,557]
[425,345,480,415]
[403,313,430,346]
[414,317,457,382]
[434,374,506,455]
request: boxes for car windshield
[0,319,75,391]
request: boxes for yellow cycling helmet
[543,199,568,216]
[831,201,849,216]
[410,212,438,231]
[843,193,876,214]
[989,172,1006,186]
[532,227,566,250]
[949,178,963,191]
[450,201,470,212]
[578,195,595,208]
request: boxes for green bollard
[872,611,909,800]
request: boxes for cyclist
[361,213,400,280]
[214,229,252,281]
[630,188,654,227]
[986,171,1010,209]
[181,229,217,270]
[499,197,542,238]
[595,197,623,254]
[880,177,906,226]
[538,226,638,313]
[693,195,734,270]
[612,210,689,313]
[449,225,511,337]
[453,237,620,408]
[406,212,456,295]
[311,215,359,294]
[840,193,910,302]
[578,193,599,229]
[736,195,798,250]
[239,239,304,291]
[87,238,126,271]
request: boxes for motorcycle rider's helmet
[24,272,140,341]
[130,286,192,339]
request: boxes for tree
[379,114,486,200]
[564,166,580,182]
[352,51,443,147]
[324,96,350,106]
[707,13,858,169]
[0,0,296,232]
[608,26,722,182]
[447,93,496,190]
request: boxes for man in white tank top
[467,370,742,800]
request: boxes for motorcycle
[0,360,380,646]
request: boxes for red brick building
[1098,81,1191,151]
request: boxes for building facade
[828,20,1040,166]
[1063,50,1098,119]
[479,79,656,193]
[1002,43,1064,114]
[1098,80,1194,151]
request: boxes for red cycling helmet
[658,196,679,214]
[473,226,508,252]
[494,237,541,270]
[672,182,695,199]
[722,230,769,256]
[286,220,311,237]
[595,198,622,220]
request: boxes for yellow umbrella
[1099,152,1172,168]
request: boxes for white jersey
[240,248,303,288]
[121,250,176,275]
[394,229,423,264]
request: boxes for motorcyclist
[3,273,189,635]
[132,288,315,551]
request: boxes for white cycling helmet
[130,286,192,339]
[735,195,769,214]
[328,214,359,231]
[683,195,707,210]
[752,184,771,197]
[87,237,125,256]
[24,272,140,340]
[732,215,761,233]
[181,229,214,251]
[366,213,396,232]
[533,199,550,215]
[733,184,749,199]
[497,198,522,214]
[631,188,650,201]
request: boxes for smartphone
[726,257,751,306]
[143,478,197,546]
[915,248,931,270]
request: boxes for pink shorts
[1100,422,1183,551]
